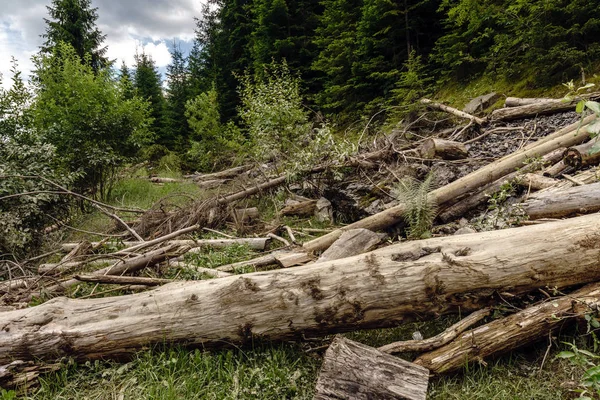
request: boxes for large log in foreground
[523,181,600,219]
[305,116,596,252]
[2,214,600,363]
[415,283,600,374]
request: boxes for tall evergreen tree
[133,51,168,147]
[41,0,108,70]
[165,42,191,150]
[119,61,134,100]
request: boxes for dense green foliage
[33,43,153,197]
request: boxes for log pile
[3,99,600,396]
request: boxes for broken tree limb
[281,200,318,217]
[421,98,486,125]
[314,336,429,400]
[419,138,468,160]
[517,173,560,191]
[414,283,600,374]
[74,275,173,286]
[4,214,600,363]
[305,117,596,251]
[378,309,491,354]
[167,261,233,278]
[505,92,600,107]
[93,204,145,242]
[522,181,600,219]
[231,207,259,223]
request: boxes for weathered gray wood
[314,336,429,400]
[517,173,560,191]
[318,229,383,262]
[3,214,600,363]
[273,252,313,268]
[74,275,173,286]
[491,101,576,121]
[522,181,600,219]
[419,138,468,160]
[421,98,486,125]
[231,207,259,223]
[415,283,600,374]
[281,200,318,217]
[61,237,269,252]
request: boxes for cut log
[281,200,318,217]
[4,214,600,363]
[421,98,486,125]
[490,101,577,121]
[231,207,259,223]
[74,275,173,286]
[419,138,468,160]
[314,336,429,400]
[505,92,600,108]
[150,177,183,184]
[196,179,229,189]
[542,160,570,177]
[306,119,596,250]
[415,283,600,374]
[318,229,383,263]
[522,181,600,219]
[563,138,600,169]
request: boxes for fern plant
[393,174,437,239]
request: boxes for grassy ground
[12,163,600,399]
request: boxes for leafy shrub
[185,87,246,171]
[140,144,170,164]
[32,42,153,197]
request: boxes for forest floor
[17,162,593,399]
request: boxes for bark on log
[167,261,233,278]
[281,200,318,217]
[231,207,259,223]
[414,283,600,374]
[314,336,429,400]
[3,214,600,363]
[505,92,600,108]
[421,98,486,125]
[306,117,595,250]
[74,275,173,286]
[419,138,468,160]
[542,160,571,177]
[317,229,383,263]
[517,173,560,191]
[490,101,577,121]
[193,165,252,181]
[522,181,600,219]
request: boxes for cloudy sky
[0,0,203,87]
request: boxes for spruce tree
[134,51,168,147]
[41,0,108,70]
[119,61,135,100]
[165,43,191,150]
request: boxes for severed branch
[421,98,486,125]
[92,204,145,241]
[378,308,491,354]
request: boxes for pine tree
[165,42,191,150]
[41,0,108,70]
[133,51,168,147]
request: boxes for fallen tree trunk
[192,164,253,181]
[563,138,600,169]
[414,283,600,374]
[490,101,577,121]
[419,138,468,160]
[60,237,268,252]
[438,148,566,222]
[305,117,595,251]
[314,336,429,400]
[505,92,600,108]
[74,275,173,286]
[3,214,600,363]
[522,181,600,219]
[517,173,560,191]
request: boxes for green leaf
[585,101,600,115]
[590,141,600,155]
[577,100,586,113]
[556,351,576,359]
[591,318,600,329]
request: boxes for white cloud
[0,0,203,88]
